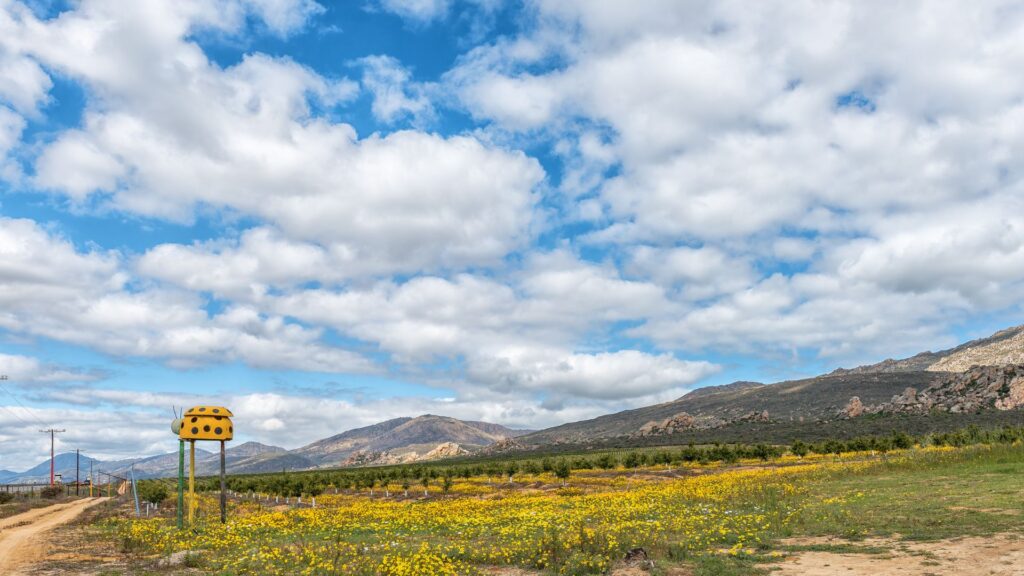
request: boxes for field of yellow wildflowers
[101,442,1024,575]
[109,452,883,575]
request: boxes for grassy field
[54,442,1024,575]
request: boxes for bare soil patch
[776,533,1024,575]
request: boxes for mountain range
[4,325,1024,483]
[1,415,528,483]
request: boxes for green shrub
[40,485,61,499]
[137,481,169,505]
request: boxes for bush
[0,492,14,504]
[40,485,61,499]
[137,481,169,505]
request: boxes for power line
[0,376,34,426]
[0,401,32,424]
[0,375,50,428]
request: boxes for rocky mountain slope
[832,325,1024,375]
[858,365,1024,416]
[521,324,1024,446]
[519,371,942,445]
[927,327,1024,372]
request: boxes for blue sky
[1,0,1023,469]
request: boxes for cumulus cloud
[357,55,435,125]
[443,0,1024,361]
[269,250,712,400]
[4,1,542,278]
[377,0,452,24]
[0,353,101,384]
[0,217,375,374]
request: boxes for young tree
[791,439,809,458]
[380,474,391,498]
[623,451,641,473]
[401,477,411,498]
[523,461,541,479]
[420,476,430,496]
[442,474,453,495]
[504,462,519,484]
[553,460,571,487]
[138,481,169,506]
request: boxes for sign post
[171,406,234,527]
[177,439,184,529]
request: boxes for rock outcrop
[634,409,771,437]
[341,443,469,466]
[423,442,468,460]
[480,436,523,455]
[873,365,1024,415]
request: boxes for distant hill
[1,415,528,482]
[293,414,527,468]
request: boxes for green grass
[779,543,892,554]
[688,553,774,576]
[787,445,1024,541]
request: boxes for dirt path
[0,498,110,575]
[776,534,1024,575]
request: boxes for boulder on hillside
[840,396,865,419]
[481,436,524,455]
[423,442,468,460]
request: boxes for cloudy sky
[0,0,1022,470]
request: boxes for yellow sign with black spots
[178,406,234,441]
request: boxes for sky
[1,0,1023,470]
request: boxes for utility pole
[40,428,66,486]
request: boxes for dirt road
[0,498,109,575]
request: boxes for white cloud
[357,55,435,125]
[5,0,543,277]
[377,0,451,24]
[269,250,713,400]
[244,0,325,35]
[465,349,718,400]
[137,228,332,301]
[0,217,375,374]
[438,0,1024,364]
[0,105,25,181]
[0,353,100,383]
